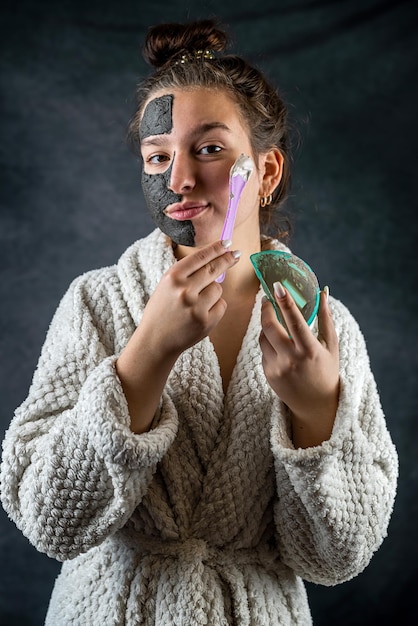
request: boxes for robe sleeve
[0,271,178,561]
[270,297,398,586]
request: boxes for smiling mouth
[164,202,209,221]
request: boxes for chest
[209,296,257,394]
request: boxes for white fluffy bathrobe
[1,229,398,625]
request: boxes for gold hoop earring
[260,194,273,208]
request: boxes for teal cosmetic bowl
[250,250,320,330]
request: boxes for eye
[146,154,170,165]
[198,145,222,155]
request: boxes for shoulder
[328,296,363,339]
[64,265,119,311]
[54,229,173,329]
[327,295,373,375]
[66,229,168,302]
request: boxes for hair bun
[143,19,229,68]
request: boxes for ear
[259,148,284,196]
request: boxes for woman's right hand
[115,240,240,433]
[141,239,240,357]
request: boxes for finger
[207,292,228,321]
[259,322,292,381]
[194,248,242,290]
[259,328,278,360]
[260,295,290,348]
[198,281,227,314]
[182,240,235,278]
[317,287,338,353]
[272,281,316,350]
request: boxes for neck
[221,246,260,302]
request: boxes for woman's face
[139,87,265,247]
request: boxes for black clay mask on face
[140,94,196,246]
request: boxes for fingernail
[273,281,286,299]
[232,249,242,259]
[323,285,329,302]
[221,239,232,248]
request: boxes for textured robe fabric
[1,229,398,625]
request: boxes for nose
[168,152,196,195]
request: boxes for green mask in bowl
[250,250,320,329]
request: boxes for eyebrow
[140,122,232,146]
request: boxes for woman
[0,19,398,625]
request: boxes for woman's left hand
[259,284,340,448]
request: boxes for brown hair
[128,19,291,240]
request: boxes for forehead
[139,94,173,141]
[140,88,247,138]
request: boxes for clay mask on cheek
[140,94,196,246]
[141,162,196,246]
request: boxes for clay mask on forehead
[140,94,196,247]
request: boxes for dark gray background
[1,1,417,624]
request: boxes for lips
[164,202,209,221]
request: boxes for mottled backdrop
[1,1,417,624]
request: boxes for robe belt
[119,533,280,570]
[119,535,284,625]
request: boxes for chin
[187,228,219,248]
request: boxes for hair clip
[175,49,216,64]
